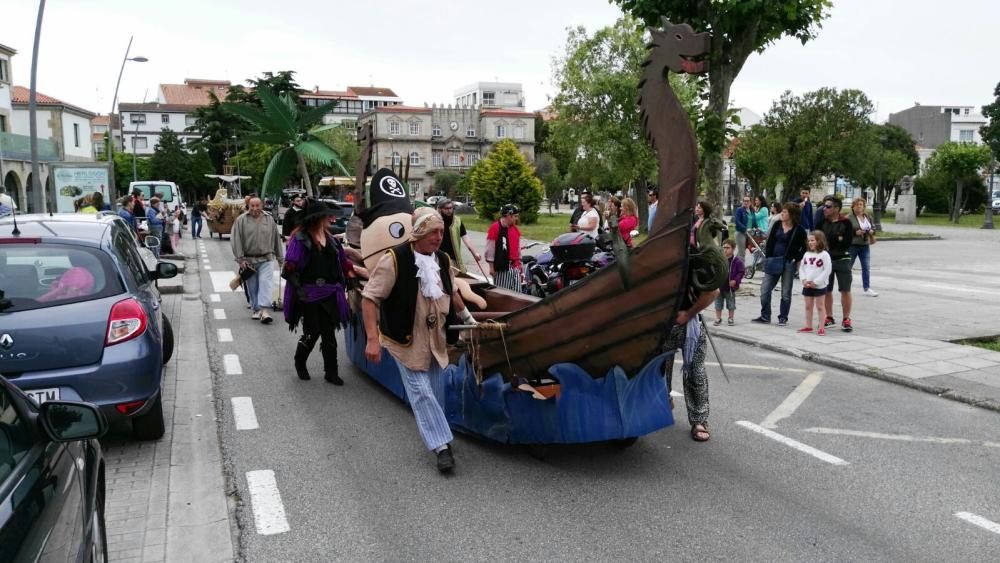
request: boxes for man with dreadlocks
[361,207,477,474]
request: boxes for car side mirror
[144,236,160,250]
[39,401,108,442]
[152,262,178,280]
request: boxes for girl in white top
[798,230,832,335]
[576,194,601,239]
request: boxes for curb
[876,235,942,241]
[710,329,1000,415]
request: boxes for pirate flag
[359,168,414,271]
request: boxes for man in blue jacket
[796,189,814,231]
[733,196,751,263]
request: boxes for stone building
[358,103,535,199]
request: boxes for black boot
[294,335,316,380]
[321,342,343,385]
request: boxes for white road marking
[246,470,290,535]
[223,354,243,375]
[954,512,1000,535]
[247,469,291,536]
[803,427,1000,449]
[217,328,233,342]
[680,361,807,373]
[213,308,226,320]
[204,265,212,270]
[209,294,221,302]
[736,421,849,466]
[231,397,259,430]
[761,371,824,429]
[669,390,684,398]
[202,258,211,264]
[210,271,238,293]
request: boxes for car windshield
[133,184,175,202]
[0,244,123,313]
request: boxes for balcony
[0,131,61,162]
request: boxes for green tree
[150,129,189,185]
[732,124,780,198]
[113,152,152,192]
[186,93,247,173]
[231,143,280,193]
[925,142,991,222]
[468,139,544,224]
[614,0,833,211]
[186,148,217,198]
[431,170,461,198]
[981,81,1000,161]
[840,123,918,229]
[223,86,348,197]
[313,125,361,183]
[761,87,874,202]
[226,71,303,107]
[549,17,699,223]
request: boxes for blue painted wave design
[347,320,674,444]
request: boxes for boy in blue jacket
[713,239,745,326]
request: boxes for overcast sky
[4,0,999,122]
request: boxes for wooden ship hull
[346,19,709,444]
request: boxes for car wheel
[89,480,108,562]
[161,314,174,365]
[131,395,165,440]
[612,437,639,449]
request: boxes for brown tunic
[362,251,455,372]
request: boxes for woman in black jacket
[752,202,807,325]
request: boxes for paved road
[191,234,999,562]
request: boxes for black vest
[295,231,345,286]
[379,243,454,346]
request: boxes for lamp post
[983,155,995,230]
[106,35,147,200]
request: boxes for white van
[129,181,187,216]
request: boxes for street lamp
[107,36,147,202]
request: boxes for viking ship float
[346,20,711,444]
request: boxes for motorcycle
[521,233,618,298]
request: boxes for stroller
[743,228,767,279]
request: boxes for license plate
[25,388,60,405]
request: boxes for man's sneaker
[842,318,853,332]
[751,317,770,324]
[824,317,835,327]
[727,319,735,326]
[436,447,455,473]
[863,288,879,297]
[251,311,262,321]
[713,319,722,326]
[260,310,273,325]
[777,318,788,326]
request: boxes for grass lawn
[886,210,992,229]
[958,336,1000,353]
[461,213,572,241]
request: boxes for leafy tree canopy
[925,141,991,222]
[468,139,545,224]
[613,0,832,209]
[980,81,1000,161]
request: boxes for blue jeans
[759,260,795,322]
[849,244,871,290]
[244,260,275,312]
[192,216,203,237]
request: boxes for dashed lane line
[223,354,243,375]
[218,328,233,342]
[761,371,824,429]
[231,397,259,430]
[213,308,227,320]
[209,294,221,302]
[209,271,237,293]
[803,427,1000,449]
[954,512,1000,535]
[246,470,290,535]
[736,421,849,466]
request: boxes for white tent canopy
[205,174,252,182]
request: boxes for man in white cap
[361,207,477,474]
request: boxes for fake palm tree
[223,86,349,197]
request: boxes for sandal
[690,424,710,442]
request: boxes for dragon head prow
[646,18,710,75]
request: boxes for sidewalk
[463,221,1000,412]
[709,222,1000,412]
[101,232,235,563]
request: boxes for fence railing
[0,131,61,162]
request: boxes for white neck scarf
[413,252,445,299]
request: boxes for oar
[701,315,731,383]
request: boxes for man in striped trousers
[362,207,478,473]
[484,204,523,292]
